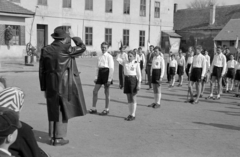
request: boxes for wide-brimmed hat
[51,26,69,39]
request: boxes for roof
[174,4,240,31]
[0,0,34,16]
[214,19,240,41]
[162,31,181,38]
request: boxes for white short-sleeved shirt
[170,59,178,68]
[227,60,238,68]
[151,55,165,79]
[178,56,185,66]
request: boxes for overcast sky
[175,0,240,9]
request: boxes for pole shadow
[193,122,240,131]
[209,109,240,117]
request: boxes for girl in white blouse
[226,55,238,92]
[116,50,141,121]
[148,46,165,108]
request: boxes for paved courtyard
[0,57,240,157]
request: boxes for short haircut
[128,50,136,57]
[149,45,154,48]
[101,42,109,48]
[154,46,161,51]
[217,45,222,49]
[171,54,175,57]
[138,47,142,50]
[0,137,6,145]
[196,45,203,50]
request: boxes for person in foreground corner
[116,50,141,121]
[188,45,206,104]
[89,42,114,116]
[206,45,226,100]
[39,26,87,146]
[148,46,165,108]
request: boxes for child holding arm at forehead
[117,50,141,121]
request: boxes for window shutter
[20,26,25,45]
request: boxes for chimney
[174,3,178,13]
[210,5,216,25]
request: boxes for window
[9,0,20,3]
[85,0,93,10]
[139,31,145,47]
[140,0,146,16]
[106,0,112,13]
[5,25,20,45]
[38,0,47,5]
[85,27,93,46]
[154,2,160,18]
[216,41,222,46]
[124,0,130,14]
[105,28,112,46]
[230,41,235,46]
[63,0,71,8]
[123,29,129,46]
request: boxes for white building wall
[12,0,174,56]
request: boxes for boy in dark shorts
[207,46,227,100]
[169,54,178,87]
[188,45,206,104]
[89,42,114,115]
[225,55,238,92]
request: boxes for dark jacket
[146,51,154,66]
[9,122,40,157]
[39,37,87,121]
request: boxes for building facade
[5,0,174,57]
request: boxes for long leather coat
[39,37,87,122]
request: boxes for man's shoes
[177,84,182,87]
[147,103,155,107]
[153,104,161,109]
[206,95,214,99]
[124,115,135,121]
[53,138,69,146]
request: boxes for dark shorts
[96,68,110,85]
[190,68,202,82]
[124,75,138,94]
[235,70,240,81]
[177,65,184,75]
[211,66,223,80]
[169,67,176,79]
[185,63,192,77]
[140,60,144,70]
[152,69,161,84]
[226,68,235,79]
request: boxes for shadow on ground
[33,130,50,145]
[193,122,240,131]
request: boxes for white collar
[0,148,11,156]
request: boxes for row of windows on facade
[9,0,161,18]
[1,25,145,47]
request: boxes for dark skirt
[96,68,109,85]
[124,75,138,94]
[152,69,161,84]
[235,70,240,81]
[226,68,235,79]
[190,68,202,82]
[211,66,223,79]
[140,60,144,70]
[177,65,184,75]
[185,63,192,77]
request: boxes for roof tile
[0,0,34,15]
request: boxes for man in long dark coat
[39,26,87,146]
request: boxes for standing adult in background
[39,26,87,146]
[166,51,172,83]
[177,49,185,87]
[146,45,155,90]
[207,46,227,100]
[138,47,146,82]
[116,45,128,89]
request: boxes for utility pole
[148,0,152,48]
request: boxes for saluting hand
[68,28,74,38]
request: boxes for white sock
[105,108,109,111]
[226,83,229,91]
[210,93,213,97]
[157,93,161,104]
[132,103,137,117]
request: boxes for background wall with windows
[18,0,174,55]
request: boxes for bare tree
[187,0,218,9]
